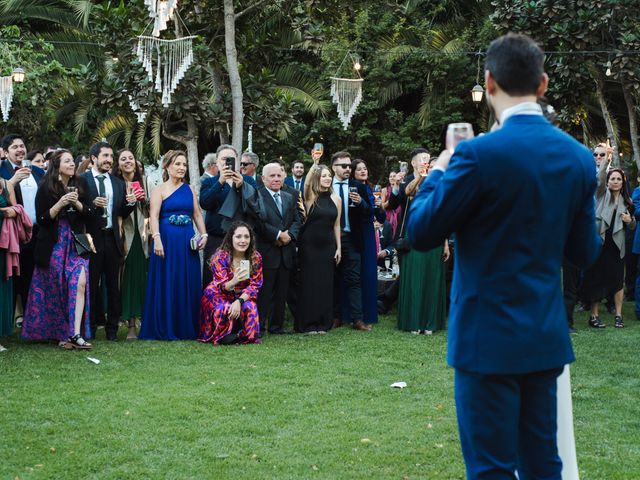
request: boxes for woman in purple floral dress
[21,150,95,349]
[199,222,263,345]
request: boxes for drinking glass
[349,186,358,207]
[23,160,32,171]
[384,255,391,272]
[101,193,110,218]
[313,142,324,156]
[446,123,474,153]
[66,186,78,213]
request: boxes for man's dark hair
[292,160,305,168]
[410,148,428,160]
[1,134,24,151]
[89,141,112,160]
[331,151,351,165]
[485,33,545,96]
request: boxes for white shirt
[265,187,283,241]
[332,177,351,232]
[91,168,114,228]
[9,161,37,223]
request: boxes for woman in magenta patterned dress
[22,150,95,349]
[199,221,263,345]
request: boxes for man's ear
[536,73,549,98]
[485,70,498,95]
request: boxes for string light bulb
[354,59,362,71]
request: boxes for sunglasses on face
[593,152,606,157]
[240,162,252,167]
[334,164,351,169]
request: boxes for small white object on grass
[390,381,407,389]
[87,357,100,364]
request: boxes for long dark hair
[215,221,259,273]
[350,158,374,190]
[113,149,145,194]
[43,149,84,200]
[607,168,634,213]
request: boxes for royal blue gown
[140,183,201,340]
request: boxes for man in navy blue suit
[0,134,45,313]
[284,160,305,193]
[408,34,601,479]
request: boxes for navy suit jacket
[632,187,640,254]
[200,175,257,237]
[407,114,601,375]
[0,159,45,206]
[284,175,304,192]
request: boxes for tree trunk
[224,0,244,154]
[621,77,640,170]
[162,116,200,189]
[593,73,619,166]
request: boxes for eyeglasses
[334,164,351,169]
[593,152,606,157]
[240,162,252,167]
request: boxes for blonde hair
[303,164,332,212]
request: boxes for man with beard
[408,34,601,478]
[81,141,136,341]
[0,134,45,316]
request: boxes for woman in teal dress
[113,150,149,340]
[0,178,17,350]
[397,162,449,334]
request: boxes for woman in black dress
[582,164,635,328]
[298,165,342,333]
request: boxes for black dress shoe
[219,333,238,345]
[106,333,118,341]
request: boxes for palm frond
[150,114,163,160]
[67,0,93,29]
[272,65,330,117]
[73,96,97,139]
[417,83,435,128]
[429,28,466,54]
[1,0,79,27]
[93,114,134,143]
[377,81,404,106]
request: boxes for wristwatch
[237,297,245,306]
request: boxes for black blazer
[0,159,45,207]
[346,179,373,252]
[252,187,301,270]
[81,171,134,256]
[33,177,95,267]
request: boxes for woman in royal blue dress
[350,159,386,326]
[139,150,208,340]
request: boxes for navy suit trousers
[454,367,563,480]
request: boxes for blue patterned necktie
[273,192,283,215]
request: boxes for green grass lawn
[1,305,640,479]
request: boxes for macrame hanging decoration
[128,95,147,123]
[144,0,179,37]
[135,35,195,107]
[0,76,13,122]
[330,52,363,130]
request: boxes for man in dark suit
[200,144,257,287]
[331,151,374,331]
[0,134,46,313]
[408,34,601,479]
[253,162,301,334]
[284,160,305,193]
[81,141,136,341]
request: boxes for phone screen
[225,157,235,171]
[240,260,250,271]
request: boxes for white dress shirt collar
[500,101,543,125]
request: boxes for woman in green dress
[396,160,449,334]
[113,150,149,340]
[0,178,17,350]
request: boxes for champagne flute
[313,142,324,156]
[23,160,32,171]
[66,186,78,213]
[101,193,110,219]
[446,123,474,153]
[384,255,391,272]
[373,184,382,206]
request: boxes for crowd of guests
[0,132,633,351]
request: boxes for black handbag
[395,196,411,253]
[72,232,96,257]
